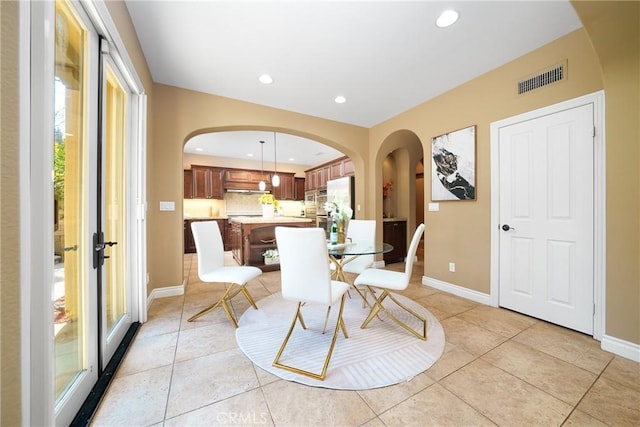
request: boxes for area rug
[235,291,445,390]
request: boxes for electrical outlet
[449,262,456,272]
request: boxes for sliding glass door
[34,1,143,424]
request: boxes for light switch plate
[159,201,175,211]
[428,203,440,212]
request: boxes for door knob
[501,224,515,231]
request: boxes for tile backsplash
[184,193,306,217]
[183,199,226,218]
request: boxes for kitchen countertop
[228,216,314,225]
[183,216,228,220]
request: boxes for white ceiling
[184,130,344,167]
[126,0,582,165]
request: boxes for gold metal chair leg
[220,299,239,328]
[360,288,428,341]
[273,295,348,380]
[187,284,236,322]
[322,306,331,333]
[241,286,258,309]
[187,283,257,328]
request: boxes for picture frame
[431,125,476,201]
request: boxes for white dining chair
[188,221,262,328]
[354,223,427,340]
[273,226,350,380]
[329,219,376,276]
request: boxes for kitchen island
[228,216,315,271]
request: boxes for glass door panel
[53,0,89,403]
[104,64,129,339]
[100,55,133,362]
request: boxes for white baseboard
[147,280,185,308]
[601,334,640,362]
[422,276,492,306]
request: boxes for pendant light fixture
[258,140,266,191]
[271,131,280,187]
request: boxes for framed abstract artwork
[431,125,476,201]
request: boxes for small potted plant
[262,248,279,265]
[258,193,278,218]
[324,198,353,242]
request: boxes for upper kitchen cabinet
[225,169,268,190]
[272,173,296,200]
[191,165,224,199]
[342,158,354,176]
[305,156,353,191]
[294,177,305,201]
[184,169,193,199]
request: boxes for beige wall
[1,1,22,424]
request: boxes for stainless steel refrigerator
[326,176,355,218]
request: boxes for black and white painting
[431,125,476,201]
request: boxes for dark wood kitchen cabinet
[294,177,305,201]
[229,221,243,263]
[383,219,407,264]
[184,170,193,199]
[184,218,227,253]
[191,165,224,199]
[272,173,296,200]
[304,156,353,190]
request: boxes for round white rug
[236,291,445,390]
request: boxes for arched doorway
[375,130,425,263]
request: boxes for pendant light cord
[272,132,280,187]
[259,140,266,191]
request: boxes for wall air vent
[518,61,566,95]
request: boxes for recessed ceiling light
[258,74,273,85]
[247,153,254,157]
[436,10,459,28]
[288,157,295,162]
[334,95,346,104]
[195,147,204,152]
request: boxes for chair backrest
[275,226,333,304]
[191,221,225,278]
[403,223,425,278]
[344,220,375,272]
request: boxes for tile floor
[91,251,639,426]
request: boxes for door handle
[501,224,515,231]
[101,241,117,261]
[93,233,118,269]
[64,245,79,252]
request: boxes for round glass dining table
[328,241,393,305]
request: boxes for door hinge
[593,126,596,137]
[593,304,596,315]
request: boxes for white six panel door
[498,104,594,334]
